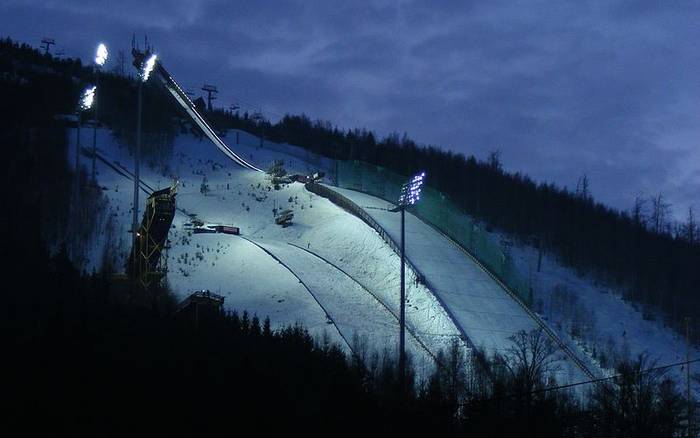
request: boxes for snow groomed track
[287,242,439,363]
[312,183,597,383]
[244,237,437,372]
[237,235,354,354]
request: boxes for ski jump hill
[82,50,602,384]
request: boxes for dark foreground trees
[3,225,692,436]
[4,245,373,435]
[588,354,687,438]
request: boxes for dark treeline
[210,110,700,342]
[0,38,95,249]
[3,230,691,436]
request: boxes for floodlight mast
[78,86,96,111]
[74,85,97,240]
[92,43,108,181]
[95,43,108,66]
[390,171,425,395]
[129,48,262,171]
[131,49,158,281]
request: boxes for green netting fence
[333,160,532,306]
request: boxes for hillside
[2,34,697,436]
[3,35,697,386]
[76,126,473,378]
[217,112,700,345]
[68,118,697,397]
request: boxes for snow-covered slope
[326,186,595,384]
[510,241,700,394]
[67,126,465,377]
[67,123,698,391]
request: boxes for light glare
[142,53,157,81]
[79,85,96,110]
[95,43,108,66]
[398,171,426,206]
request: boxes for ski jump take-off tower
[126,45,263,289]
[126,184,178,289]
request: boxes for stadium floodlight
[132,52,157,276]
[397,171,425,207]
[92,43,108,181]
[141,53,157,81]
[79,85,96,111]
[74,84,97,222]
[95,43,108,66]
[390,171,426,396]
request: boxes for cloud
[1,0,698,218]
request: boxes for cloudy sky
[2,0,699,219]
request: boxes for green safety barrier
[333,160,532,306]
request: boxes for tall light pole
[75,85,97,205]
[390,171,425,394]
[131,51,157,276]
[75,85,97,217]
[92,43,108,182]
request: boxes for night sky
[2,0,699,219]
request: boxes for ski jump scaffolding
[126,184,178,288]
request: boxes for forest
[4,226,691,436]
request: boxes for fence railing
[230,129,336,177]
[323,161,599,379]
[305,181,474,349]
[332,160,532,307]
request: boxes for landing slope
[69,127,466,375]
[327,185,594,383]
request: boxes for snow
[326,185,593,385]
[67,125,465,379]
[67,122,699,391]
[168,233,339,344]
[509,240,700,395]
[248,237,437,374]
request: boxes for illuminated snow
[142,53,157,81]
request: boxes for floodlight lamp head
[397,171,426,207]
[141,53,157,82]
[95,43,108,66]
[79,85,97,111]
